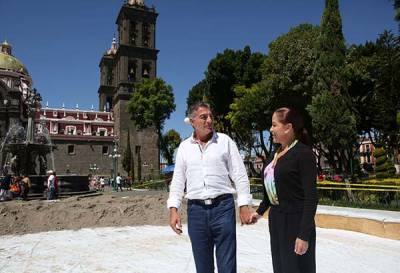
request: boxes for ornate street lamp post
[109,140,121,191]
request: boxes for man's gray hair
[188,102,212,119]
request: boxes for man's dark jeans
[187,194,236,273]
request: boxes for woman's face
[270,113,292,144]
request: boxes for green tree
[312,0,346,95]
[227,82,273,175]
[188,46,265,134]
[122,130,134,179]
[261,24,319,107]
[161,129,182,165]
[345,42,377,136]
[227,24,319,171]
[308,0,357,174]
[122,130,132,175]
[307,92,357,173]
[371,32,400,156]
[346,32,400,158]
[186,79,208,116]
[127,78,176,167]
[394,0,400,23]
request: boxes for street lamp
[109,141,121,190]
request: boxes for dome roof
[0,52,30,76]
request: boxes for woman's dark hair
[274,107,311,146]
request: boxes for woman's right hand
[250,212,261,224]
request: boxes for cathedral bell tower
[98,0,159,179]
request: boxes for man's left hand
[239,205,253,225]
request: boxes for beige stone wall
[315,214,400,240]
[255,207,400,240]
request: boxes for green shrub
[373,148,386,157]
[373,146,396,179]
[375,156,387,166]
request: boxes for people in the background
[21,174,31,200]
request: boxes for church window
[98,128,107,136]
[106,97,113,111]
[107,68,114,86]
[142,63,151,78]
[102,146,109,155]
[142,23,150,47]
[67,145,75,155]
[129,21,137,45]
[128,61,136,82]
[65,125,76,135]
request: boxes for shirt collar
[190,131,218,144]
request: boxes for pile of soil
[0,191,188,236]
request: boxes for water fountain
[0,88,51,173]
[0,87,89,194]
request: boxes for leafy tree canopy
[161,129,182,165]
[127,78,175,131]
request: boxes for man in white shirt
[116,174,123,192]
[167,102,253,273]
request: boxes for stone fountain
[0,87,89,194]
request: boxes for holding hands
[239,205,254,225]
[250,212,262,224]
[240,206,262,225]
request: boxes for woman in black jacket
[251,107,318,273]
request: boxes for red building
[35,105,115,175]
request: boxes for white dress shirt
[167,132,252,209]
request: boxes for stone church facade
[0,0,159,179]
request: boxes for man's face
[191,107,214,139]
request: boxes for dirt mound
[0,192,188,236]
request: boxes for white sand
[1,220,399,273]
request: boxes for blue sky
[0,0,397,139]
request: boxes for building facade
[359,138,376,167]
[35,106,115,176]
[0,0,160,179]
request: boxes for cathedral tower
[98,0,159,179]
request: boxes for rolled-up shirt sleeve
[227,138,252,207]
[167,144,186,210]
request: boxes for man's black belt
[188,193,233,206]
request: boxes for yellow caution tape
[317,187,400,192]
